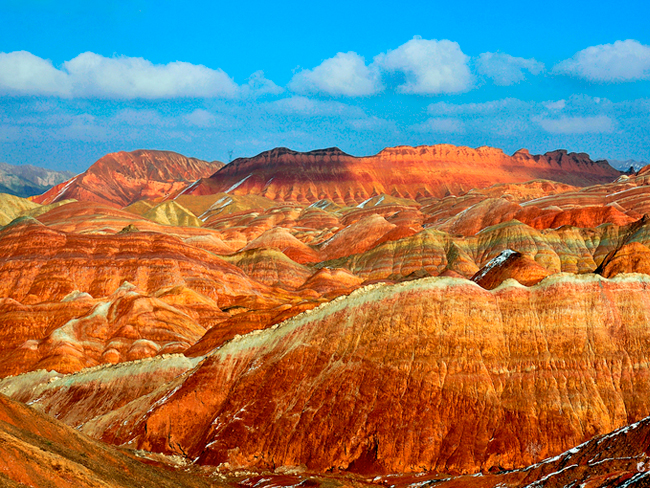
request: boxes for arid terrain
[1,145,649,487]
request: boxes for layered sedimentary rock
[186,146,619,205]
[0,217,267,304]
[376,413,650,486]
[34,150,223,207]
[597,241,650,278]
[3,146,650,487]
[12,274,644,476]
[0,283,217,375]
[222,249,312,289]
[143,201,203,227]
[0,393,218,488]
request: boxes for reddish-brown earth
[185,146,619,205]
[0,393,221,488]
[34,150,223,208]
[2,147,650,487]
[5,274,650,479]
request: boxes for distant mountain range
[0,162,74,198]
[607,158,649,173]
[185,146,621,206]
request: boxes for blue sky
[0,0,649,171]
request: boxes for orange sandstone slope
[52,273,649,476]
[0,393,221,488]
[185,146,620,205]
[34,149,224,208]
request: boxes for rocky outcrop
[34,150,223,207]
[597,241,650,278]
[471,249,551,289]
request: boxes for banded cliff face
[185,146,619,205]
[9,274,646,476]
[34,150,224,208]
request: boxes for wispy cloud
[475,52,544,85]
[536,115,616,134]
[553,39,650,82]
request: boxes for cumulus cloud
[475,52,544,85]
[554,39,650,82]
[0,50,240,98]
[289,52,382,97]
[63,52,238,98]
[0,51,71,96]
[373,37,472,95]
[412,117,465,133]
[536,115,615,134]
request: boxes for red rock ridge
[34,150,224,208]
[186,145,620,205]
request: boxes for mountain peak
[34,149,224,207]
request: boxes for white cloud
[536,115,615,134]
[0,51,71,96]
[554,39,650,82]
[289,52,382,97]
[63,52,238,98]
[475,52,544,85]
[0,50,240,98]
[373,37,472,95]
[268,96,366,118]
[412,117,465,133]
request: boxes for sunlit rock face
[34,150,223,207]
[186,146,620,205]
[26,274,643,476]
